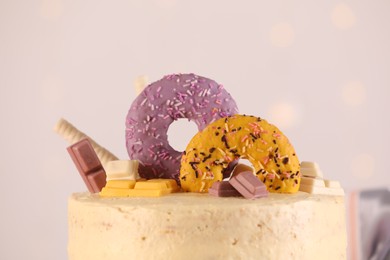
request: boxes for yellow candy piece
[180,115,300,193]
[99,179,179,198]
[127,189,171,197]
[100,187,131,197]
[105,180,136,189]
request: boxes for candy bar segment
[209,181,242,197]
[229,171,268,199]
[300,161,324,178]
[99,179,179,198]
[104,160,140,181]
[105,180,136,189]
[54,118,118,167]
[298,161,344,196]
[67,138,107,193]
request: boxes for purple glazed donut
[125,73,239,183]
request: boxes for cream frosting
[68,192,347,260]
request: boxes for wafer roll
[134,75,148,95]
[54,118,118,166]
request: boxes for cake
[56,73,348,259]
[68,192,346,260]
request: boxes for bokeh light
[350,153,375,180]
[40,0,63,21]
[332,3,356,29]
[267,102,301,129]
[269,23,295,48]
[341,80,366,107]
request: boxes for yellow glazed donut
[180,115,300,193]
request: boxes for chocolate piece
[209,181,241,197]
[67,139,107,193]
[229,171,268,199]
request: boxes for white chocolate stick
[54,118,118,167]
[134,75,148,95]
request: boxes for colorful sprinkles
[125,73,238,183]
[180,115,300,193]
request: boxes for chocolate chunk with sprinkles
[273,140,276,144]
[209,147,216,153]
[282,157,289,164]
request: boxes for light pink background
[1,0,389,259]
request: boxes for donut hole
[223,159,255,180]
[167,118,199,152]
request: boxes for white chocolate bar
[300,161,324,178]
[231,164,254,177]
[300,177,326,187]
[299,184,344,196]
[134,75,148,95]
[105,160,140,181]
[324,179,341,188]
[299,161,344,196]
[54,118,118,167]
[301,167,324,178]
[300,161,321,170]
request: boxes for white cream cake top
[69,192,347,260]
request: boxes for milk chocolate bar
[67,138,107,193]
[54,118,118,167]
[229,171,268,199]
[208,181,241,197]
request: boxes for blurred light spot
[351,154,375,180]
[267,102,300,129]
[331,3,356,29]
[40,0,63,21]
[341,81,366,107]
[269,23,295,48]
[41,75,65,106]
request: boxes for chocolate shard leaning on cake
[54,73,347,260]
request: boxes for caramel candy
[229,171,268,199]
[209,181,241,197]
[67,139,106,193]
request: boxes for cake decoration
[59,72,348,259]
[100,179,179,197]
[208,181,241,197]
[299,161,344,195]
[134,75,148,95]
[300,161,323,178]
[229,171,269,199]
[180,114,300,193]
[125,73,239,183]
[67,138,107,193]
[105,160,140,181]
[55,118,118,167]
